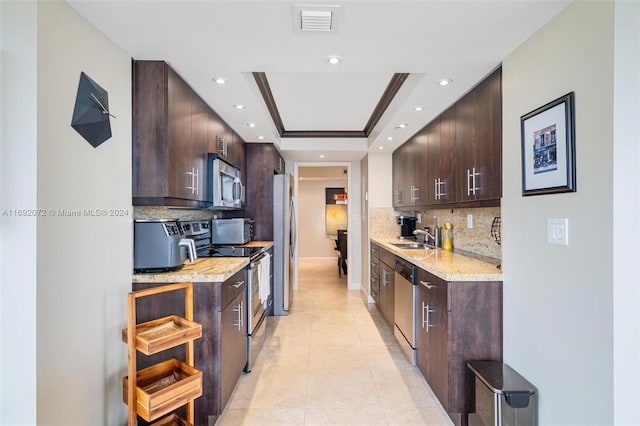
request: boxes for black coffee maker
[397,216,417,240]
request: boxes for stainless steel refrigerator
[272,174,296,315]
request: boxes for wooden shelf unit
[124,282,202,425]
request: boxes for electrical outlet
[547,218,569,245]
[416,213,422,224]
[467,214,473,229]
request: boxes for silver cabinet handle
[435,178,446,200]
[467,167,479,196]
[423,302,436,331]
[410,185,420,202]
[420,280,435,289]
[239,301,243,330]
[232,302,242,330]
[193,167,199,195]
[382,269,390,286]
[232,280,244,288]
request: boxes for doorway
[293,163,352,290]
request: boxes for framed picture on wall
[520,92,576,196]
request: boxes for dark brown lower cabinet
[133,268,247,426]
[415,268,502,426]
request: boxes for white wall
[35,1,132,424]
[0,1,38,423]
[502,2,614,423]
[298,178,348,260]
[366,152,392,208]
[612,1,640,424]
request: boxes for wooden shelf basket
[123,358,202,422]
[150,413,193,426]
[122,315,202,355]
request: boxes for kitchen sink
[391,242,433,250]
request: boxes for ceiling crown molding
[253,71,409,138]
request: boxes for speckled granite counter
[132,241,273,283]
[371,237,502,282]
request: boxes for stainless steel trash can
[468,361,538,426]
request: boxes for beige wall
[367,152,392,208]
[35,1,132,423]
[502,2,614,423]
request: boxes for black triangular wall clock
[71,72,115,148]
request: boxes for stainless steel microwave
[211,218,254,245]
[207,154,244,209]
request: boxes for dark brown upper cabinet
[427,109,457,204]
[456,68,502,203]
[133,60,245,208]
[244,143,285,241]
[392,67,502,210]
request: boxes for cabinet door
[472,68,502,200]
[415,284,429,378]
[167,67,194,200]
[392,147,405,207]
[411,130,429,206]
[429,107,456,204]
[417,269,449,410]
[207,110,230,160]
[191,95,208,202]
[232,131,247,180]
[220,290,247,409]
[457,68,501,202]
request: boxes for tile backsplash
[370,206,501,260]
[133,206,215,221]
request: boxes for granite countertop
[371,237,502,282]
[132,241,274,283]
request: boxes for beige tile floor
[217,261,454,426]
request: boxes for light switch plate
[416,213,422,224]
[547,218,569,245]
[467,214,473,229]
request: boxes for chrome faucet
[413,229,435,245]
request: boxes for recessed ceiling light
[214,77,227,85]
[320,154,325,158]
[413,106,424,111]
[327,56,342,65]
[394,123,408,129]
[234,104,246,110]
[387,136,393,141]
[438,78,453,87]
[246,122,256,128]
[378,146,384,150]
[257,135,265,140]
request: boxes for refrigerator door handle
[289,197,297,257]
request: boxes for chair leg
[338,255,342,277]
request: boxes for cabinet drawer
[379,247,396,268]
[370,243,380,260]
[220,269,246,311]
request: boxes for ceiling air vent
[293,4,341,33]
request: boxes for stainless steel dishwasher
[394,257,416,363]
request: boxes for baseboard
[299,257,336,263]
[360,285,375,303]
